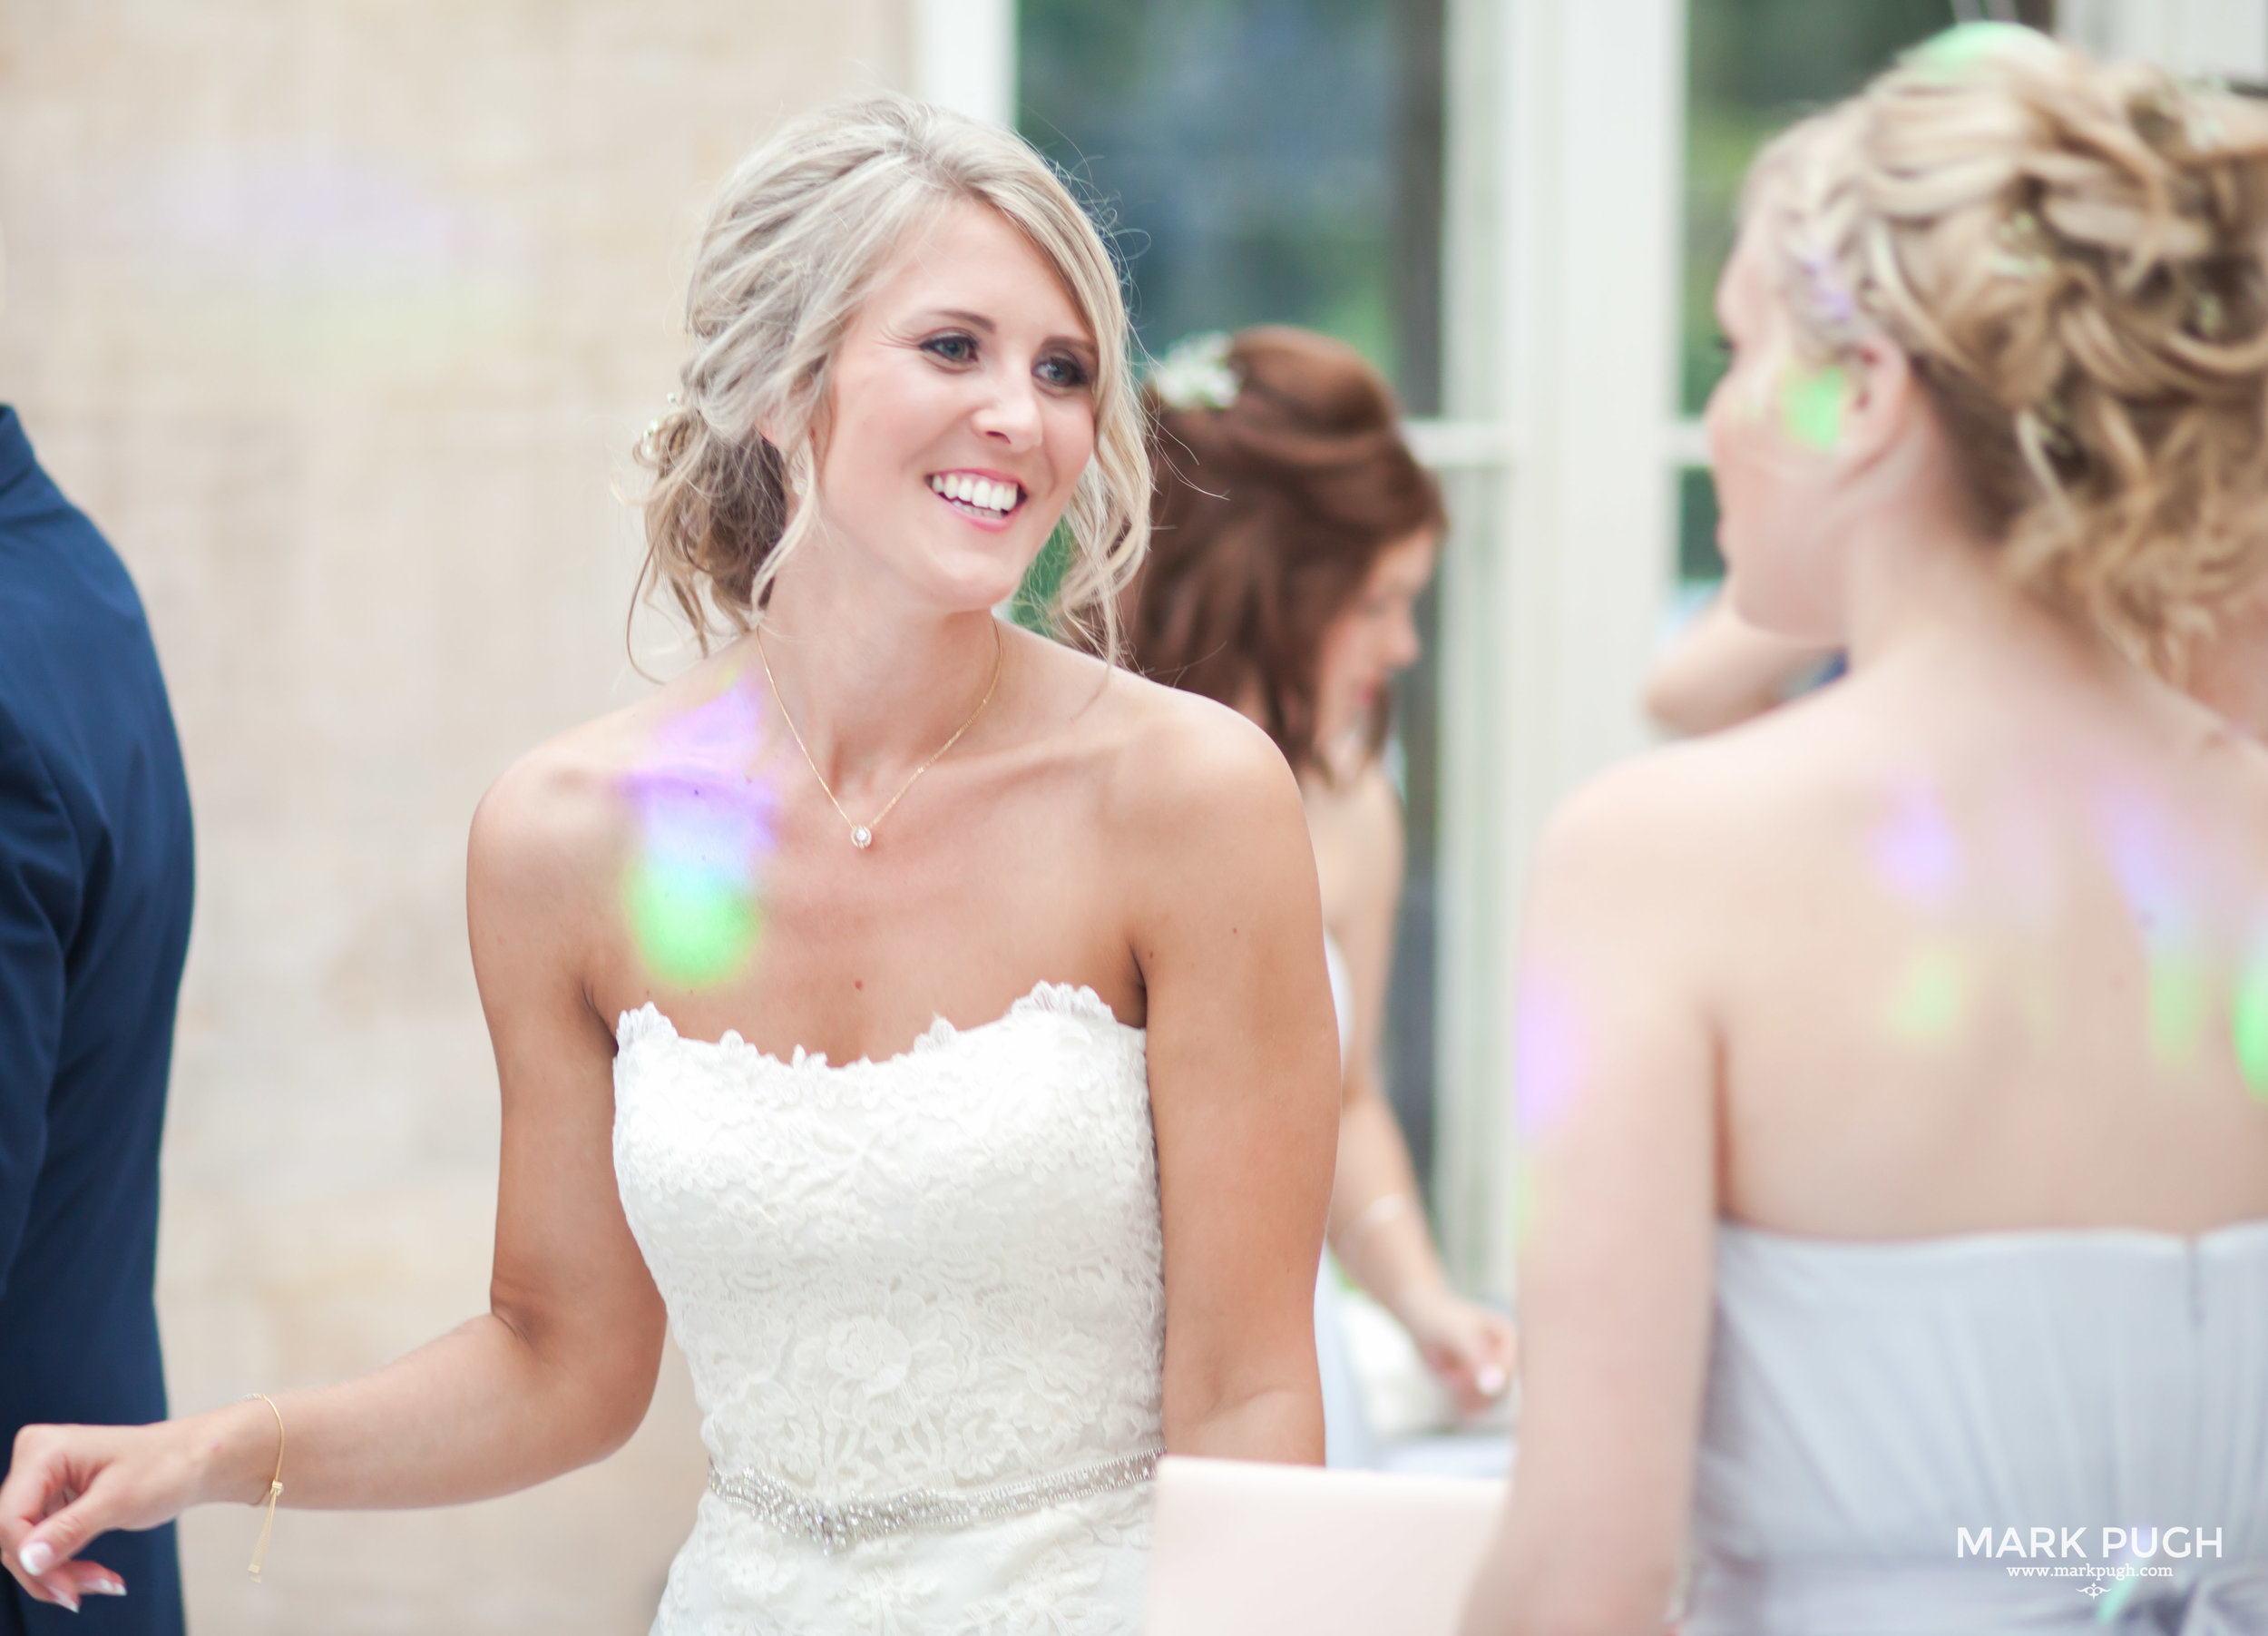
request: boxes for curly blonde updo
[635,93,1149,656]
[1745,24,2268,673]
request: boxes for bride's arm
[0,759,667,1606]
[1125,701,1340,1466]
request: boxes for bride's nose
[972,367,1044,449]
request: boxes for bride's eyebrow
[910,309,1092,351]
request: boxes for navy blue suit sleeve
[0,713,74,1303]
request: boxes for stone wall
[0,4,909,1628]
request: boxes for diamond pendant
[851,825,874,850]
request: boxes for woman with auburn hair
[0,95,1338,1631]
[1461,25,2268,1635]
[1129,326,1519,1462]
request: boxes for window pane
[1677,465,1725,586]
[1680,0,2058,417]
[1018,0,1444,410]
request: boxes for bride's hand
[1396,1289,1520,1417]
[1,1418,234,1610]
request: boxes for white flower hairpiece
[1146,331,1241,411]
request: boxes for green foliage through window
[1010,523,1073,636]
[1681,0,2055,417]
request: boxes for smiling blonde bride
[0,94,1340,1635]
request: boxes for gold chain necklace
[754,621,1003,851]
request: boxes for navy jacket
[0,408,191,1634]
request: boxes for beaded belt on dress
[708,1444,1165,1553]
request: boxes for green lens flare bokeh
[1910,21,2036,75]
[619,684,777,991]
[624,855,761,989]
[1778,363,1848,453]
[1888,945,1966,1044]
[2235,949,2268,1101]
[2146,951,2211,1070]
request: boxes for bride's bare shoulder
[1028,640,1307,856]
[467,728,631,919]
[466,671,717,907]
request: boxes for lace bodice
[612,982,1166,1633]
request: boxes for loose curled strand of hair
[637,410,788,636]
[1746,29,2268,675]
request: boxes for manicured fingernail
[86,1581,128,1597]
[1477,1366,1509,1396]
[54,1590,79,1614]
[18,1541,54,1575]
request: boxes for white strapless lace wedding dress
[612,982,1166,1634]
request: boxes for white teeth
[931,473,1017,514]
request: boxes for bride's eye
[1036,352,1092,390]
[923,333,979,366]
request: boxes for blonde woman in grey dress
[1463,27,2268,1636]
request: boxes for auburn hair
[1126,327,1444,773]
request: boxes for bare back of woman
[1686,611,2267,1239]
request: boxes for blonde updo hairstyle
[1745,24,2268,674]
[636,93,1149,656]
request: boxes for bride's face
[809,201,1100,612]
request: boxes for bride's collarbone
[610,912,1141,1063]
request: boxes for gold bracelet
[243,1394,285,1581]
[1335,1191,1417,1277]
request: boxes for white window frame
[1417,0,1686,1302]
[914,0,1018,127]
[2060,0,2268,74]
